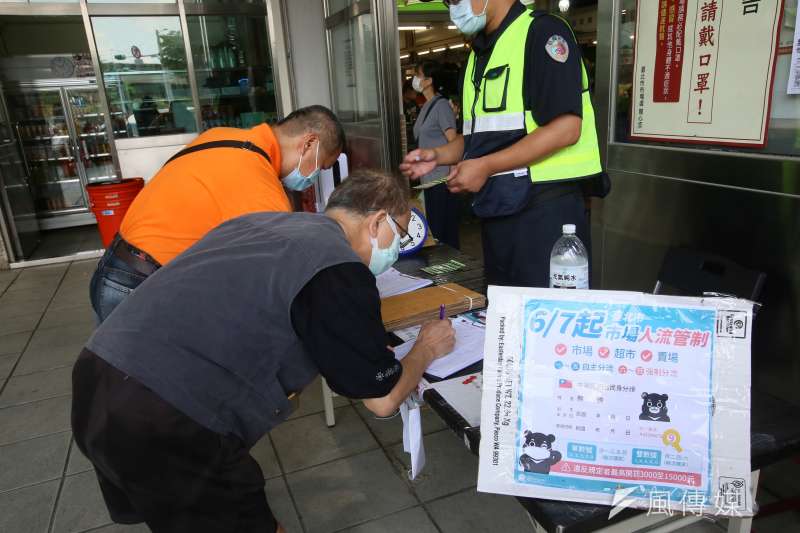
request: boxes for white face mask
[368,216,401,276]
[450,0,489,35]
[412,76,424,93]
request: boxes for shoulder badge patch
[545,35,569,63]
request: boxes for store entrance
[0,16,109,265]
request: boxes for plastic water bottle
[549,224,589,289]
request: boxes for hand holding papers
[413,176,450,190]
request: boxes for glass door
[0,87,40,260]
[325,0,403,171]
[64,87,118,184]
[6,88,87,216]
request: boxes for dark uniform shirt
[291,262,400,399]
[458,2,603,196]
[459,4,584,129]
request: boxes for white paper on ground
[400,396,426,479]
[376,268,433,299]
[393,316,486,379]
[430,373,483,427]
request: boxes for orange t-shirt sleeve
[120,125,289,265]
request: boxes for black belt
[111,235,161,277]
[528,180,583,208]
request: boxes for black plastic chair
[653,247,766,306]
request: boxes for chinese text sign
[631,0,784,146]
[478,288,753,516]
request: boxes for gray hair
[325,170,410,218]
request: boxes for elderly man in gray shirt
[71,170,455,533]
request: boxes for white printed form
[788,0,800,94]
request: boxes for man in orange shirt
[90,105,345,322]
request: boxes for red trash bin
[86,178,145,248]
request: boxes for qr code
[718,477,747,512]
[716,311,748,339]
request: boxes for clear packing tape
[477,287,754,517]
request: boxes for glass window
[185,1,263,4]
[88,1,173,3]
[186,15,277,129]
[613,0,799,157]
[91,16,196,138]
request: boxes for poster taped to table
[630,0,784,147]
[478,287,753,516]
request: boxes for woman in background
[412,60,460,249]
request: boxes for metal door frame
[0,151,29,260]
[323,0,403,172]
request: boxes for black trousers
[71,349,277,533]
[481,184,590,288]
[423,183,461,250]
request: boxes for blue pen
[439,304,446,320]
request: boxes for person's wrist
[480,154,497,177]
[430,147,440,165]
[414,341,438,364]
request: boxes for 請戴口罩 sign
[478,287,753,517]
[630,0,784,147]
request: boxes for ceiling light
[399,25,429,31]
[449,43,465,49]
[417,50,430,56]
[400,54,410,59]
[448,25,457,30]
[432,47,447,53]
[630,35,635,40]
[592,40,597,45]
[558,0,569,13]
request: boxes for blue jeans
[89,241,150,323]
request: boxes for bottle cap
[563,224,576,234]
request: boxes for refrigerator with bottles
[4,79,119,230]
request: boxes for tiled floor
[28,226,104,262]
[0,260,798,533]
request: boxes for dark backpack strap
[419,95,445,127]
[165,140,271,166]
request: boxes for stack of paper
[381,283,486,331]
[393,316,485,379]
[430,373,483,427]
[375,268,433,299]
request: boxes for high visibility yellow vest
[462,12,602,182]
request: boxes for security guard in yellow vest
[402,0,605,287]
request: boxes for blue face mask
[368,216,401,276]
[449,0,489,35]
[282,140,320,191]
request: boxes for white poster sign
[631,0,784,147]
[478,287,753,517]
[787,1,800,94]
